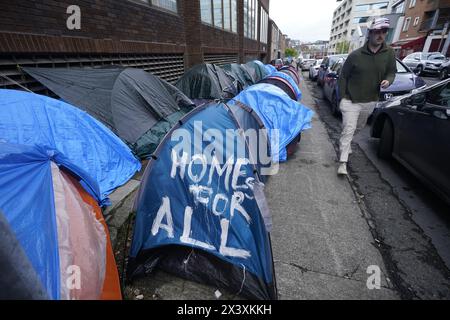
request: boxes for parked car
[370,78,450,204]
[270,59,284,70]
[317,54,348,87]
[439,59,450,80]
[300,59,316,71]
[322,58,426,116]
[309,59,323,81]
[402,52,447,76]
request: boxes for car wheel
[378,119,394,159]
[415,65,423,76]
[439,68,449,80]
[331,93,339,117]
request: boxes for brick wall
[0,1,271,66]
[0,0,186,54]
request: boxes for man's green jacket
[338,42,397,103]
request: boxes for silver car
[402,52,447,76]
[308,59,323,81]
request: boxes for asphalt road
[303,71,450,299]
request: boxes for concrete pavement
[267,78,398,300]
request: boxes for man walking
[337,18,397,175]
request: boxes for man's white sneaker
[337,162,348,176]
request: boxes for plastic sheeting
[231,83,314,162]
[245,61,269,83]
[175,64,239,101]
[222,63,255,90]
[23,67,194,158]
[0,89,141,202]
[128,103,277,300]
[52,163,106,300]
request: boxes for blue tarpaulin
[0,89,141,203]
[231,83,314,162]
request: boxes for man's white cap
[369,18,390,30]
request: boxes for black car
[371,79,450,204]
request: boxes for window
[413,17,420,26]
[244,0,249,38]
[260,8,268,43]
[201,0,213,25]
[426,82,450,107]
[201,0,237,33]
[403,17,411,31]
[409,0,416,8]
[396,61,408,73]
[151,0,177,12]
[223,0,231,31]
[353,16,369,24]
[244,0,257,40]
[231,0,237,33]
[355,4,370,12]
[393,2,405,14]
[372,2,389,10]
[213,0,223,29]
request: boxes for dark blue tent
[127,102,277,300]
[230,83,314,162]
[0,89,141,203]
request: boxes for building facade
[0,0,283,94]
[392,0,450,57]
[329,0,393,54]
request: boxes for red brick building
[0,0,278,93]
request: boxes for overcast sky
[270,0,341,43]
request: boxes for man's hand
[381,80,390,89]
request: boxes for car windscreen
[329,55,347,66]
[424,53,445,61]
[396,60,408,73]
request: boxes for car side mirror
[327,72,338,79]
[404,93,426,108]
[320,64,326,69]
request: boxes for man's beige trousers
[339,98,377,163]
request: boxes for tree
[336,41,350,54]
[285,48,298,57]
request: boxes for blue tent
[264,64,277,75]
[128,102,277,300]
[0,89,141,203]
[230,83,314,162]
[0,143,101,299]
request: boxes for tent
[222,63,255,90]
[0,89,141,203]
[279,65,300,86]
[0,143,121,300]
[259,71,302,101]
[230,83,314,162]
[245,61,269,83]
[23,67,195,159]
[264,64,277,75]
[175,63,239,104]
[127,102,277,300]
